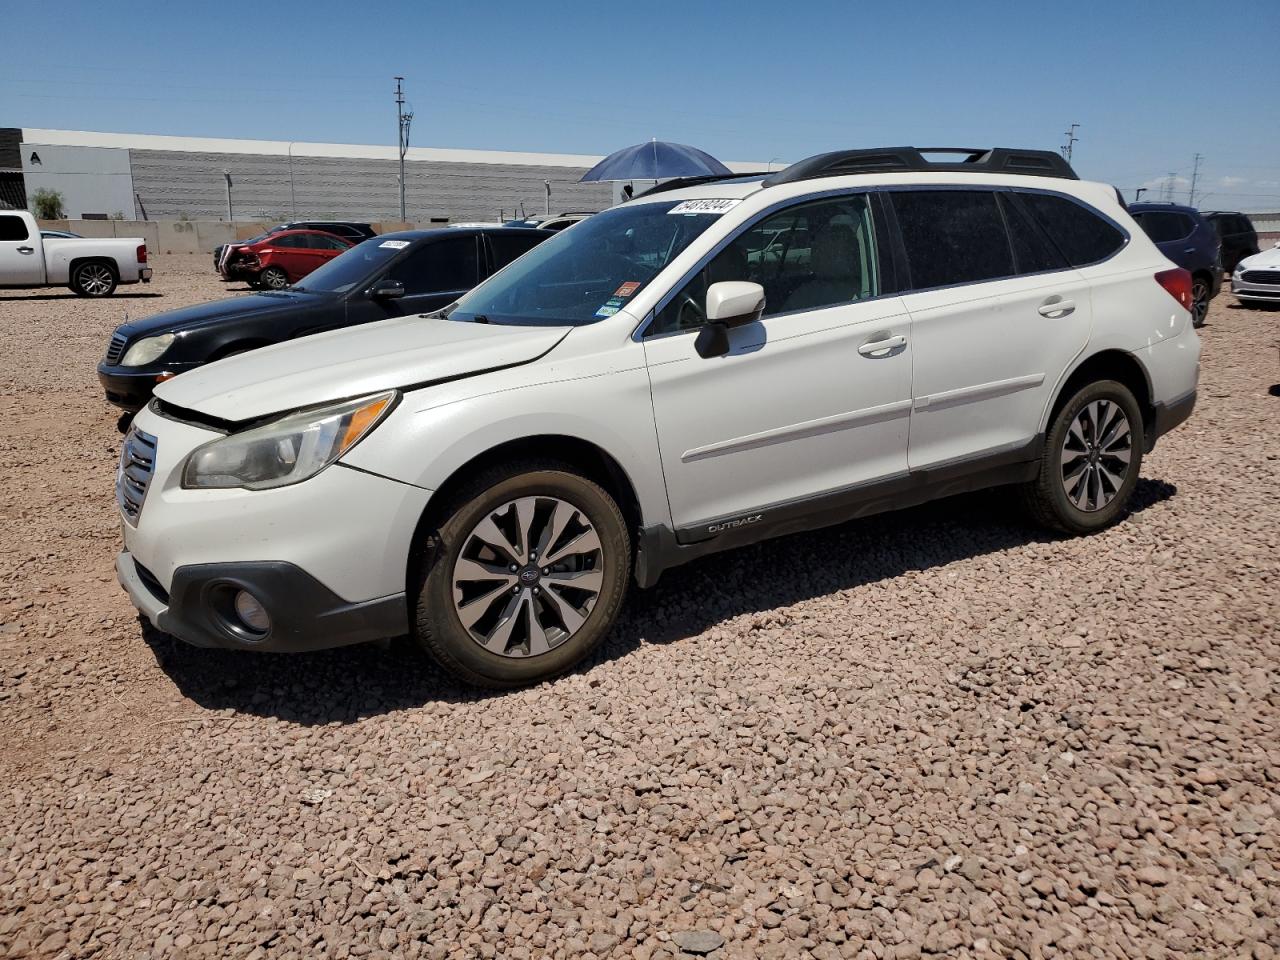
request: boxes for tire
[258,266,290,290]
[70,261,118,297]
[1021,380,1145,534]
[411,461,631,689]
[1190,275,1211,328]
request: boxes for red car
[217,229,354,289]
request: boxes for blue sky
[3,0,1278,209]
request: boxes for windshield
[448,199,730,325]
[291,238,409,294]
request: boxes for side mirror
[706,281,765,326]
[369,279,405,299]
[695,281,765,359]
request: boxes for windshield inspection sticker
[667,198,742,215]
[594,305,621,318]
[379,239,411,249]
[614,281,642,298]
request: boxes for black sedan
[98,227,550,412]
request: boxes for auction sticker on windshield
[667,199,742,215]
[379,240,411,249]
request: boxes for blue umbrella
[579,139,732,182]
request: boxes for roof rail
[633,172,772,199]
[763,147,1077,186]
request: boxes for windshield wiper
[472,314,490,324]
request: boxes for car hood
[154,314,571,422]
[117,291,317,338]
[1238,245,1280,270]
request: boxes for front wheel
[258,266,289,290]
[1021,380,1145,534]
[70,261,118,297]
[411,462,631,688]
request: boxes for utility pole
[1060,122,1079,163]
[223,170,233,221]
[1188,153,1203,207]
[1162,173,1177,202]
[394,77,414,223]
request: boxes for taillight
[1154,267,1192,312]
[136,244,148,264]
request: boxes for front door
[643,193,913,537]
[0,214,45,285]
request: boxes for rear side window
[1022,193,1126,265]
[892,190,1015,290]
[999,194,1069,275]
[489,232,548,271]
[389,236,480,295]
[0,215,30,241]
[271,234,305,248]
[1131,211,1193,244]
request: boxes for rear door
[306,232,352,271]
[263,233,310,280]
[484,231,550,278]
[0,213,45,285]
[891,188,1093,469]
[383,234,482,314]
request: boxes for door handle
[858,334,906,357]
[16,246,34,254]
[1038,298,1075,318]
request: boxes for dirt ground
[0,257,1277,959]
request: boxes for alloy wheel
[1191,279,1209,326]
[79,264,114,295]
[451,496,604,658]
[1060,399,1133,512]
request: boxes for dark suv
[1202,211,1259,274]
[1128,202,1221,327]
[212,221,377,271]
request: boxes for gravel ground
[1,257,1278,959]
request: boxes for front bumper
[118,552,407,651]
[1231,277,1280,302]
[97,363,200,412]
[115,404,433,652]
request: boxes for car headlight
[120,333,175,367]
[181,391,397,490]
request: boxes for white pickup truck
[0,210,151,297]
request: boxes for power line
[1060,123,1079,163]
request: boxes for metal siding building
[16,129,762,223]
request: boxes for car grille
[116,428,158,524]
[1240,269,1280,285]
[105,332,128,364]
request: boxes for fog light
[233,590,270,633]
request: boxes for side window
[310,234,349,250]
[892,190,1015,289]
[0,215,29,242]
[389,237,480,295]
[271,234,303,249]
[1131,211,1191,244]
[650,194,882,336]
[1022,193,1126,265]
[999,194,1069,275]
[489,233,547,271]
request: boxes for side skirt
[634,437,1041,589]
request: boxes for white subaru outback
[115,147,1200,688]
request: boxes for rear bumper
[1148,389,1196,451]
[118,552,407,652]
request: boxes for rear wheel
[1021,380,1144,534]
[411,462,631,688]
[258,266,289,290]
[1190,275,1211,328]
[70,261,117,297]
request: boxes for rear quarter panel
[43,237,145,283]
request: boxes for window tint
[271,234,305,248]
[1132,211,1193,244]
[390,237,479,295]
[489,232,548,271]
[307,234,349,250]
[651,194,883,336]
[892,190,1014,289]
[0,215,31,242]
[1022,193,1126,265]
[999,194,1068,275]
